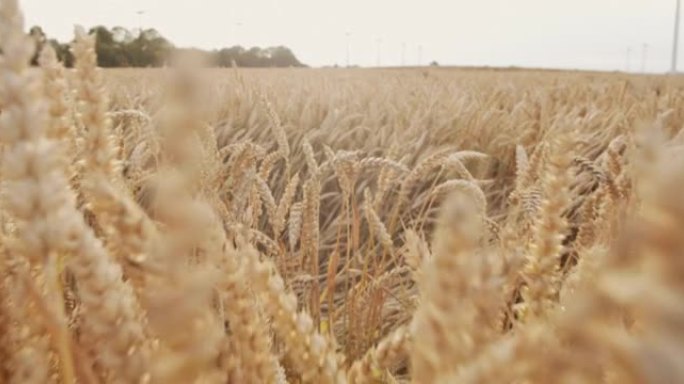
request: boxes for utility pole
[234,21,243,46]
[626,47,632,73]
[673,0,681,72]
[345,31,351,67]
[417,44,423,66]
[401,42,406,66]
[376,38,382,67]
[136,10,145,36]
[641,43,649,73]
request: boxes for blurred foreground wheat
[1,1,684,383]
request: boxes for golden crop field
[2,1,684,383]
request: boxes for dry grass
[2,1,684,383]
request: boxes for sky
[23,0,682,72]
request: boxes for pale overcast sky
[23,0,681,72]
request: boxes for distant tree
[48,39,74,67]
[267,46,303,67]
[85,26,172,67]
[243,47,265,67]
[212,45,303,68]
[23,25,302,68]
[430,60,439,67]
[88,26,123,67]
[29,25,47,65]
[22,26,73,67]
[214,46,246,67]
[124,28,172,67]
[112,26,137,44]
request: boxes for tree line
[28,25,305,68]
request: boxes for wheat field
[2,1,684,383]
